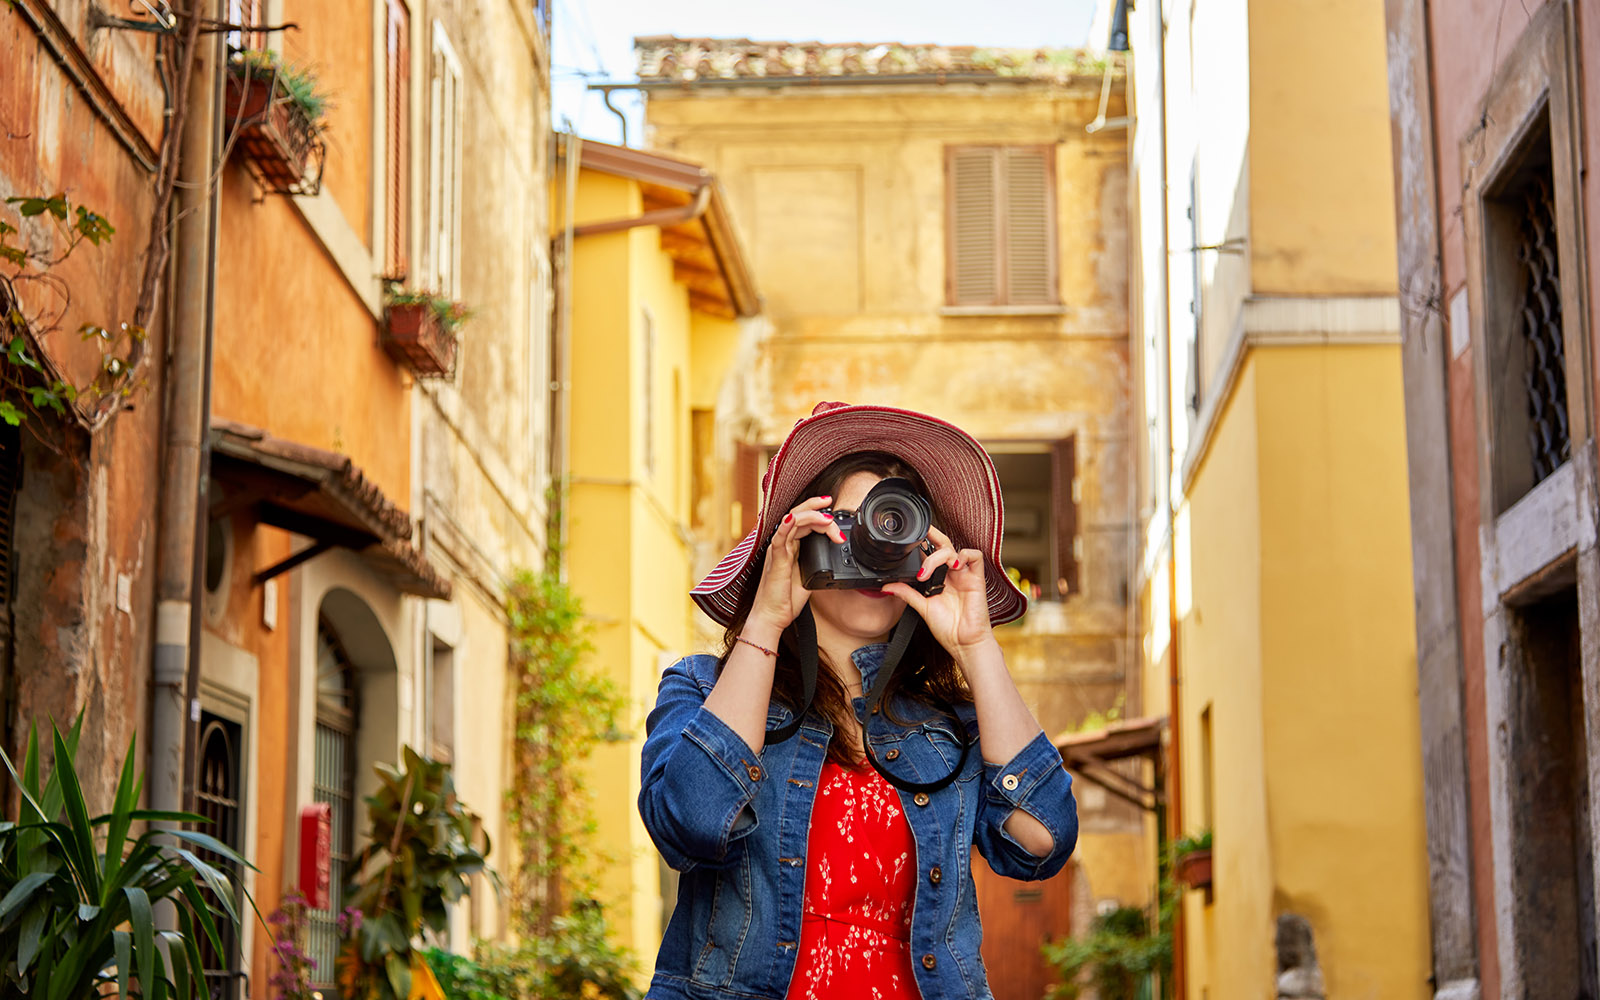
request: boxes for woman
[639,401,1078,1000]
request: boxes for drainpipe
[151,0,222,819]
[551,130,581,572]
[1153,7,1187,997]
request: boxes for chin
[810,589,907,642]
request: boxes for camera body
[797,477,947,596]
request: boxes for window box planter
[382,301,458,378]
[223,65,326,195]
[1175,848,1212,891]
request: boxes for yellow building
[1121,0,1431,995]
[637,37,1139,996]
[556,138,760,957]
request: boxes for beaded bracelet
[734,635,777,658]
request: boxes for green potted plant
[1172,829,1213,892]
[0,715,252,998]
[382,288,471,378]
[224,49,330,193]
[337,747,496,1000]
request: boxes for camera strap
[768,605,972,795]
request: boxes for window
[1483,108,1570,511]
[945,145,1059,307]
[733,441,761,542]
[309,620,358,988]
[426,24,463,297]
[384,0,412,279]
[428,636,454,763]
[990,439,1080,601]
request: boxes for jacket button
[921,953,937,970]
[885,748,900,761]
[929,866,942,885]
[748,765,763,780]
[1002,774,1020,791]
[913,792,930,807]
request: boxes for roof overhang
[1054,715,1166,812]
[207,420,452,600]
[562,140,760,320]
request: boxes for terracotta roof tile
[634,35,1115,84]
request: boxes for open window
[990,438,1080,601]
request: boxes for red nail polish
[783,514,792,523]
[822,512,833,520]
[953,560,961,570]
[917,568,927,580]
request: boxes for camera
[798,478,947,595]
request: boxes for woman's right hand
[745,495,847,638]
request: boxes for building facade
[637,37,1138,998]
[557,137,760,959]
[4,0,555,994]
[1123,0,1431,996]
[1384,1,1600,997]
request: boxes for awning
[207,420,452,600]
[1054,716,1166,812]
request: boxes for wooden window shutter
[1051,436,1080,597]
[385,0,411,279]
[1004,147,1057,305]
[734,442,760,541]
[948,147,1000,305]
[946,146,1058,306]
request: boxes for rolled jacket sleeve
[639,657,765,872]
[973,729,1079,881]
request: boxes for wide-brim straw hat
[692,401,1029,628]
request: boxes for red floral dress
[786,759,920,1000]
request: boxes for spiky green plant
[0,715,253,999]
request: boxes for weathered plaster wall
[1,2,168,804]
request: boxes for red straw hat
[692,401,1029,627]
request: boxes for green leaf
[163,829,255,870]
[177,880,224,959]
[386,952,412,1000]
[0,401,24,426]
[126,886,154,996]
[114,929,131,999]
[50,724,99,901]
[173,848,237,923]
[16,901,45,973]
[0,246,25,266]
[0,871,53,921]
[101,737,138,888]
[9,197,48,218]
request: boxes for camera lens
[851,478,933,571]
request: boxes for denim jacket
[638,645,1079,1000]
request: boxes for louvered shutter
[1051,436,1080,597]
[734,442,760,541]
[1004,147,1056,304]
[385,0,411,279]
[948,148,1000,305]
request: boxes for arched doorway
[305,587,399,987]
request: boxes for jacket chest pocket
[919,721,983,783]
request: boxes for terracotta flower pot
[382,302,457,377]
[1176,848,1213,891]
[223,73,318,192]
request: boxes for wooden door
[974,851,1073,1000]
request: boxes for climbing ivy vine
[505,556,626,937]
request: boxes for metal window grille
[1515,173,1570,485]
[309,621,359,988]
[195,714,244,1000]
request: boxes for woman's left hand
[880,526,997,660]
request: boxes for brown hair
[717,451,972,766]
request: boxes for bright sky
[551,0,1103,145]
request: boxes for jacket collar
[850,642,892,693]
